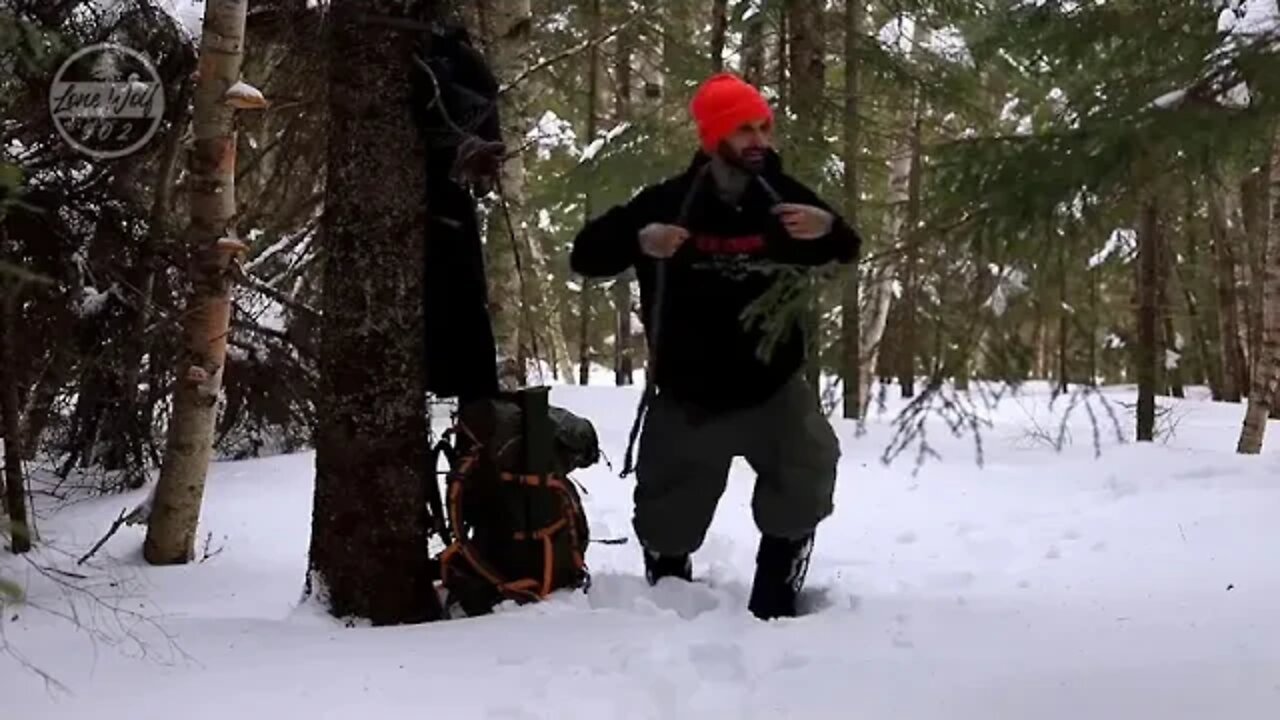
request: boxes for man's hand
[639,223,691,259]
[772,203,834,240]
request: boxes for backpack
[427,387,598,617]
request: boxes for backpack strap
[426,438,455,545]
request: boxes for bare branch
[77,508,130,565]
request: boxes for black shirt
[570,150,861,413]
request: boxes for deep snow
[5,380,1280,719]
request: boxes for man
[569,73,861,620]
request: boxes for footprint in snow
[689,642,748,683]
[929,571,976,590]
[585,572,721,619]
[1062,529,1082,541]
[796,585,851,615]
[896,531,918,545]
[1045,546,1062,560]
[774,652,810,671]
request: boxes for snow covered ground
[5,381,1280,719]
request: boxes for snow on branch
[1149,0,1280,110]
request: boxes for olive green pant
[633,375,841,557]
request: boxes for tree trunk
[614,21,635,386]
[840,0,862,419]
[1033,297,1048,379]
[527,237,574,384]
[710,0,729,72]
[858,260,895,411]
[787,0,825,397]
[577,0,601,386]
[1136,194,1160,442]
[1182,184,1222,399]
[1088,265,1099,385]
[18,332,74,461]
[861,22,917,408]
[1057,228,1070,393]
[1,295,31,554]
[116,78,191,485]
[776,4,789,117]
[305,0,442,624]
[480,0,531,391]
[144,0,250,565]
[478,0,572,386]
[899,81,922,399]
[1237,131,1280,453]
[1242,168,1267,390]
[741,0,765,84]
[1158,215,1184,398]
[1210,186,1247,401]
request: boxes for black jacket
[570,150,861,413]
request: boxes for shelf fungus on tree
[224,80,269,110]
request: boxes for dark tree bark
[1242,168,1267,390]
[710,0,729,72]
[741,1,765,84]
[1181,184,1222,399]
[1057,228,1070,393]
[898,81,923,399]
[1136,196,1160,442]
[787,0,825,397]
[577,0,601,386]
[1210,187,1247,402]
[306,0,443,625]
[1,295,31,554]
[1157,213,1184,399]
[840,0,862,418]
[1088,264,1099,385]
[614,19,634,386]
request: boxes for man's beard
[717,142,767,174]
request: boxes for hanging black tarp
[411,22,504,401]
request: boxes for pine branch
[231,261,321,320]
[0,261,53,286]
[499,13,649,97]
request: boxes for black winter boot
[747,532,814,620]
[643,549,692,585]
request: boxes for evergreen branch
[499,13,650,97]
[0,261,53,286]
[231,261,321,320]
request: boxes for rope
[620,163,712,477]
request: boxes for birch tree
[481,0,531,389]
[144,0,254,565]
[840,0,863,418]
[1237,130,1280,453]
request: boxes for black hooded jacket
[570,150,861,413]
